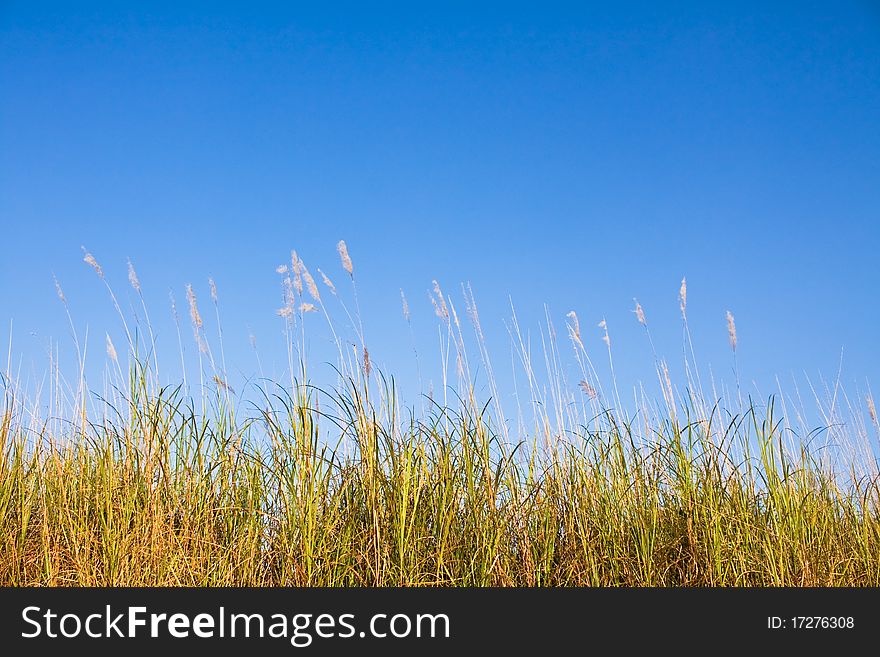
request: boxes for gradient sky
[1,1,878,416]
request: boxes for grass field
[1,243,878,586]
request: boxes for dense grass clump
[1,245,878,586]
[2,372,879,586]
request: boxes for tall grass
[1,245,878,586]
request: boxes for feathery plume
[127,260,141,292]
[679,277,687,319]
[302,267,320,302]
[276,306,294,319]
[363,346,371,377]
[726,311,737,352]
[53,275,66,303]
[209,277,218,304]
[186,284,203,330]
[432,280,449,321]
[213,375,234,394]
[868,395,877,424]
[634,299,647,326]
[661,359,674,408]
[170,291,179,322]
[337,240,353,277]
[291,251,303,295]
[81,247,104,279]
[276,264,289,275]
[282,275,295,306]
[566,311,581,344]
[105,334,117,362]
[318,269,336,295]
[299,303,317,313]
[400,289,410,322]
[598,319,610,347]
[579,380,597,399]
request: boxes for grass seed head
[318,269,337,295]
[53,275,66,303]
[291,251,304,295]
[127,260,141,292]
[303,267,320,302]
[400,289,410,322]
[679,277,687,319]
[432,280,449,321]
[634,299,647,326]
[81,247,104,279]
[337,240,354,276]
[726,310,737,352]
[579,380,597,399]
[566,311,581,343]
[186,284,203,330]
[105,334,117,362]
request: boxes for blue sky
[1,1,878,415]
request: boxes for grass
[1,244,878,586]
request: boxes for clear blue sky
[1,1,878,415]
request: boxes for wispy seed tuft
[598,319,610,347]
[303,267,320,302]
[566,311,581,344]
[432,280,449,321]
[127,261,141,292]
[186,284,203,330]
[726,311,737,352]
[105,334,118,362]
[82,247,104,279]
[634,299,647,326]
[579,380,597,399]
[337,240,353,277]
[53,275,66,303]
[401,289,410,322]
[318,269,336,295]
[290,251,304,296]
[679,277,687,319]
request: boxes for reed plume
[634,299,647,326]
[566,311,581,345]
[127,260,141,292]
[679,277,687,319]
[579,380,597,399]
[337,240,353,277]
[186,284,203,330]
[105,334,117,362]
[291,251,303,295]
[401,289,410,322]
[81,247,104,279]
[318,269,337,295]
[726,311,737,352]
[303,267,320,302]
